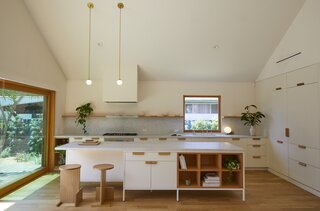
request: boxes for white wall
[257,0,320,80]
[65,80,255,117]
[0,0,66,134]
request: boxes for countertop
[55,141,245,152]
[54,134,264,139]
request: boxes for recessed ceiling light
[97,42,103,47]
[213,45,220,49]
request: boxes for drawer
[125,152,177,161]
[289,159,320,191]
[288,144,320,168]
[270,74,286,91]
[286,64,319,88]
[247,144,267,156]
[247,138,266,145]
[246,155,267,167]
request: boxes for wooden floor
[1,171,320,210]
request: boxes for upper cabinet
[286,64,320,88]
[103,65,138,103]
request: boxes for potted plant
[75,103,93,134]
[240,105,265,136]
[223,157,240,183]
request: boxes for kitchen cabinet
[245,138,268,168]
[124,152,177,190]
[270,139,289,176]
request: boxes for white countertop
[55,141,245,152]
[55,134,264,139]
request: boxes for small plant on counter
[75,103,93,134]
[240,104,265,136]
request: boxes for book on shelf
[202,172,220,186]
[179,155,187,169]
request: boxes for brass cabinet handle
[159,138,167,141]
[140,138,148,141]
[74,137,83,140]
[275,87,282,91]
[132,152,145,155]
[232,138,240,141]
[285,128,290,137]
[277,140,283,144]
[298,162,307,167]
[252,145,261,148]
[297,82,305,86]
[158,152,171,156]
[177,138,186,141]
[252,138,260,140]
[252,156,261,159]
[298,145,306,149]
[145,161,157,165]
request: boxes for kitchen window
[183,95,221,132]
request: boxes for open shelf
[177,152,243,189]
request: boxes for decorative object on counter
[240,105,265,136]
[75,102,93,134]
[223,157,240,184]
[223,126,232,134]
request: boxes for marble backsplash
[62,117,251,136]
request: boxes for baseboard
[245,167,268,171]
[268,168,320,197]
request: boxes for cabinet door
[287,84,319,149]
[151,161,177,189]
[124,161,151,189]
[270,89,286,141]
[270,139,288,176]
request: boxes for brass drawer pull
[277,140,283,144]
[177,138,186,141]
[132,152,145,155]
[285,128,290,137]
[297,82,305,86]
[298,145,306,149]
[232,138,240,141]
[275,87,282,91]
[252,156,261,159]
[252,138,260,140]
[252,145,261,147]
[159,138,167,141]
[145,161,157,165]
[298,162,307,167]
[158,152,171,156]
[140,138,148,141]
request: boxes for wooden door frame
[0,79,55,197]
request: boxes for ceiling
[24,0,305,82]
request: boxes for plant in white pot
[240,105,265,136]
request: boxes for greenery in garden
[0,89,43,165]
[185,118,219,131]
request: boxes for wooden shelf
[138,115,183,118]
[222,116,241,119]
[62,113,182,118]
[62,113,107,117]
[177,153,243,189]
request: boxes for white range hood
[103,64,138,103]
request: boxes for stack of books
[202,173,220,187]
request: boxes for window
[0,79,55,197]
[183,95,221,132]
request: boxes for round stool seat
[59,164,81,171]
[93,164,114,171]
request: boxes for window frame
[0,79,55,198]
[183,95,221,133]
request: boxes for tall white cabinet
[256,63,320,196]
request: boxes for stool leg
[99,170,106,205]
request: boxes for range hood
[103,65,138,103]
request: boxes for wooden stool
[93,164,114,206]
[57,164,82,207]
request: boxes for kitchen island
[56,141,245,201]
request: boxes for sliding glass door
[0,80,53,193]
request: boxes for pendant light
[86,2,94,86]
[116,2,124,86]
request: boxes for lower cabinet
[269,139,289,176]
[124,152,177,190]
[245,138,268,168]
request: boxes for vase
[249,126,256,136]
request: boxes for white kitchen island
[55,141,245,201]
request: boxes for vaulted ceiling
[24,0,305,82]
